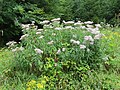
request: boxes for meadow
[0,20,120,90]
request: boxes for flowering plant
[7,19,104,89]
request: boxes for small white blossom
[20,34,29,40]
[37,29,43,32]
[55,27,62,30]
[74,22,82,26]
[34,48,43,54]
[6,41,17,46]
[80,45,86,49]
[84,21,93,24]
[12,47,19,52]
[94,34,104,39]
[40,20,49,24]
[70,39,80,45]
[47,40,54,45]
[80,26,86,29]
[36,32,41,35]
[65,26,74,29]
[62,48,66,52]
[86,25,94,28]
[84,36,94,42]
[21,24,30,29]
[64,21,74,25]
[56,49,61,54]
[39,35,44,39]
[51,18,60,22]
[95,24,101,28]
[31,21,35,25]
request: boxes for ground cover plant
[0,19,120,90]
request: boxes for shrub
[7,19,104,89]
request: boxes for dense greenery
[0,0,120,45]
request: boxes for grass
[0,27,120,90]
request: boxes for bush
[6,19,105,89]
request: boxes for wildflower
[84,36,94,42]
[39,35,44,39]
[56,49,61,54]
[20,34,29,40]
[6,41,17,46]
[34,48,43,54]
[36,32,41,35]
[84,21,93,24]
[54,63,57,67]
[70,39,80,45]
[80,26,86,29]
[37,83,44,89]
[94,34,101,39]
[51,18,60,22]
[37,29,43,32]
[74,22,82,26]
[91,30,100,35]
[40,20,49,24]
[95,24,101,28]
[65,26,74,29]
[63,21,74,25]
[62,48,66,52]
[87,27,99,34]
[21,24,30,29]
[32,21,35,24]
[55,27,62,30]
[86,25,94,28]
[12,47,19,52]
[80,45,86,49]
[47,40,54,45]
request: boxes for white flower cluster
[84,35,94,45]
[34,48,43,54]
[6,41,17,46]
[47,40,54,45]
[70,39,80,45]
[20,34,29,40]
[6,41,17,48]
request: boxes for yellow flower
[27,80,36,87]
[30,80,36,84]
[36,83,44,89]
[26,87,31,90]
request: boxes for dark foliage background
[0,0,120,46]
